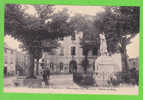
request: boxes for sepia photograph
[4,4,139,95]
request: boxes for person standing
[42,67,50,85]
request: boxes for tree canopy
[5,4,73,78]
[94,6,139,71]
[94,7,139,53]
[5,4,72,51]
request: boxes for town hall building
[39,31,97,74]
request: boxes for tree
[70,14,100,72]
[5,4,73,78]
[94,7,139,72]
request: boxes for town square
[4,4,139,94]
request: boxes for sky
[54,5,105,16]
[22,5,105,16]
[4,35,21,51]
[4,5,139,58]
[126,34,139,58]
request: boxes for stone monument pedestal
[93,32,122,86]
[94,56,118,86]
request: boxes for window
[93,62,95,71]
[60,47,64,56]
[71,33,76,40]
[60,62,64,72]
[82,48,87,56]
[71,46,76,56]
[50,63,54,70]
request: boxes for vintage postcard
[4,4,139,95]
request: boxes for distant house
[4,42,30,76]
[4,43,16,76]
[15,51,30,75]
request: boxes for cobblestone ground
[47,74,81,89]
[4,74,138,89]
[4,74,81,89]
[4,74,138,95]
[4,76,17,87]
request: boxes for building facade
[15,51,30,75]
[4,43,30,76]
[40,31,97,74]
[4,43,16,76]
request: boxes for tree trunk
[120,40,129,72]
[83,49,89,73]
[26,53,36,79]
[121,51,128,72]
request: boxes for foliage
[112,68,138,86]
[5,4,73,78]
[70,14,100,43]
[5,4,72,51]
[70,14,100,72]
[94,7,139,71]
[73,72,94,85]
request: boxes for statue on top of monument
[99,32,108,56]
